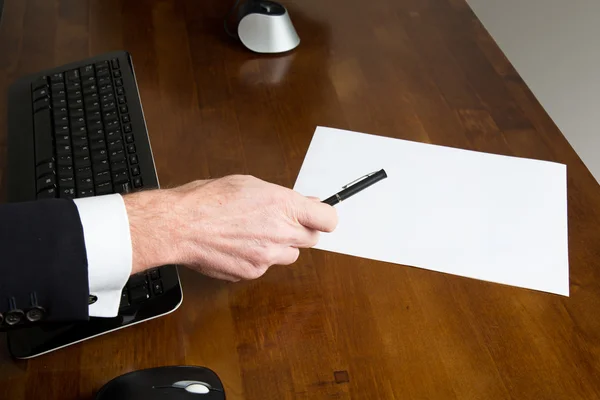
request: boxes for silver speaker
[236,1,300,54]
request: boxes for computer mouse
[95,365,226,400]
[237,0,300,53]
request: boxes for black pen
[322,169,388,206]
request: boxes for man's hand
[123,175,338,281]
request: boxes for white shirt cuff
[73,194,132,318]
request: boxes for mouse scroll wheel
[172,380,212,394]
[185,384,210,394]
[261,5,271,13]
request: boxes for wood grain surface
[1,0,599,399]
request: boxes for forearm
[123,189,180,275]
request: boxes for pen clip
[342,170,379,189]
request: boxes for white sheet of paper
[293,127,569,295]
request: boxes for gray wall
[467,0,600,183]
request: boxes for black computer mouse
[95,365,225,400]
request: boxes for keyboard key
[33,97,50,112]
[78,188,94,197]
[59,187,76,198]
[152,281,163,295]
[58,165,74,178]
[82,76,96,87]
[78,176,93,188]
[113,171,129,184]
[37,187,57,199]
[130,285,149,303]
[67,89,82,99]
[74,145,90,158]
[131,166,140,176]
[57,155,73,166]
[76,166,92,179]
[72,136,88,147]
[106,129,122,140]
[119,105,128,114]
[85,100,101,112]
[111,160,127,173]
[111,58,120,69]
[115,182,131,194]
[90,139,106,151]
[125,134,134,144]
[56,144,71,157]
[55,125,70,135]
[105,119,119,130]
[113,69,122,78]
[129,154,138,164]
[103,110,118,120]
[93,159,110,173]
[108,139,123,152]
[51,81,65,91]
[50,72,64,83]
[149,269,160,280]
[66,81,81,91]
[51,87,66,98]
[127,144,136,154]
[59,177,75,189]
[72,126,87,135]
[88,119,104,130]
[96,66,109,77]
[32,87,49,101]
[116,87,125,96]
[70,107,84,118]
[69,98,84,108]
[99,84,113,95]
[95,171,111,184]
[53,106,68,118]
[110,150,125,162]
[102,101,116,112]
[36,175,56,191]
[36,161,55,177]
[70,117,85,129]
[80,65,94,77]
[95,182,113,195]
[53,98,67,109]
[128,273,146,287]
[120,289,130,308]
[124,124,132,133]
[117,95,126,104]
[33,109,54,163]
[87,110,102,122]
[133,176,143,188]
[66,69,80,82]
[97,76,111,86]
[56,134,71,146]
[92,150,108,162]
[115,78,123,87]
[74,155,91,168]
[89,129,105,141]
[121,114,130,123]
[32,76,48,91]
[54,115,69,127]
[83,84,98,95]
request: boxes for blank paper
[293,127,569,295]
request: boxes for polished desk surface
[1,0,600,399]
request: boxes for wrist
[123,189,179,275]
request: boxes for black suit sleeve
[0,199,89,330]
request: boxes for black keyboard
[5,51,182,359]
[31,58,139,199]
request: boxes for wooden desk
[1,0,600,398]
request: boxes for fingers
[289,226,320,248]
[276,247,300,265]
[295,196,338,232]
